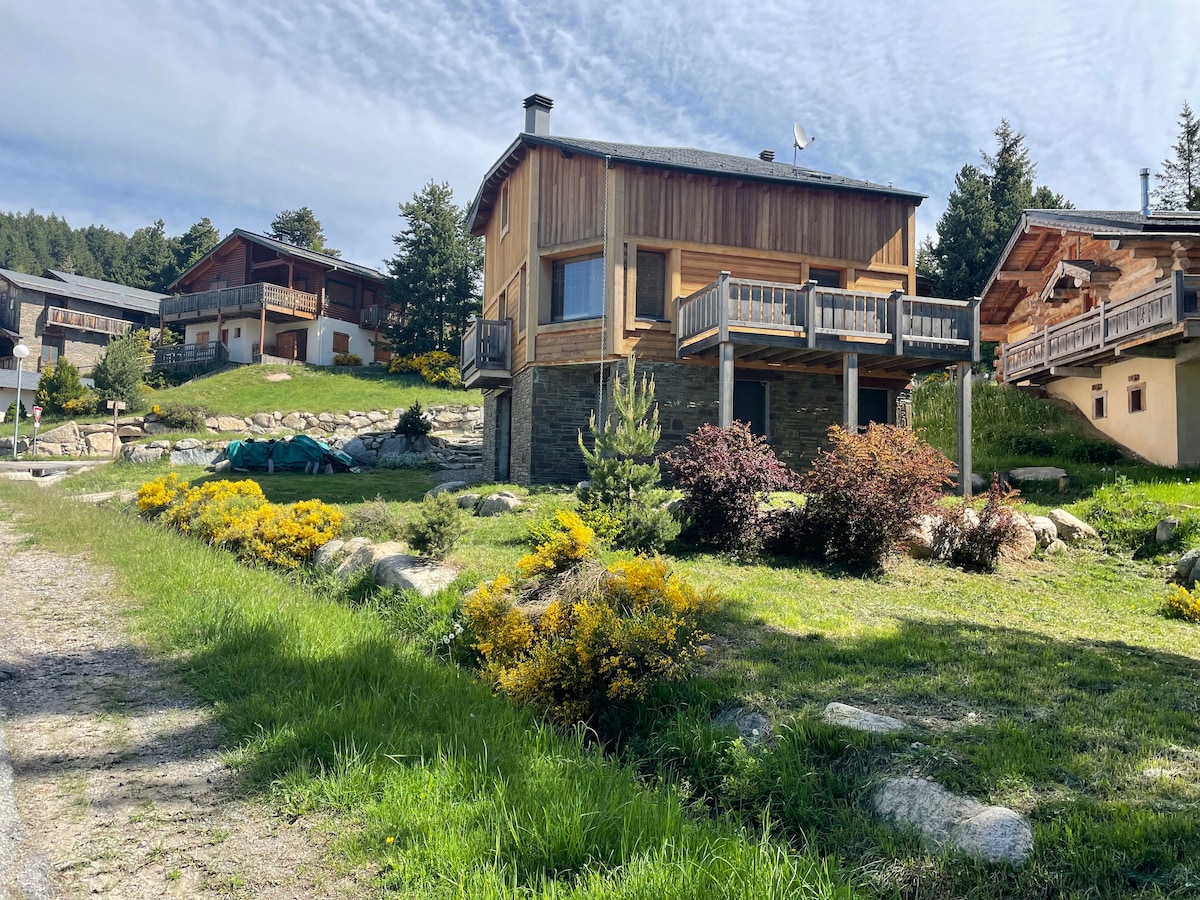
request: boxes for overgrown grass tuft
[0,482,845,899]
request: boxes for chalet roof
[979,208,1200,323]
[168,229,385,291]
[0,267,165,314]
[0,369,93,391]
[469,133,927,235]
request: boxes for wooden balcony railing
[677,273,978,362]
[1000,272,1200,382]
[160,283,319,320]
[152,341,229,372]
[45,305,132,337]
[461,318,512,387]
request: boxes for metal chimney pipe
[1140,167,1151,216]
[523,94,553,135]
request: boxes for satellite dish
[792,123,816,166]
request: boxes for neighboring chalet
[983,190,1200,467]
[0,268,165,373]
[160,230,389,370]
[462,95,980,486]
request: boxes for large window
[551,254,604,321]
[809,267,842,288]
[635,250,666,319]
[325,278,356,307]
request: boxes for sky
[2,0,1197,272]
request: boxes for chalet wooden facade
[0,268,165,375]
[463,95,979,486]
[161,230,389,370]
[982,204,1200,467]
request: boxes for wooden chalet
[463,94,980,486]
[982,194,1200,467]
[160,230,389,370]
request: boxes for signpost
[107,399,126,459]
[31,405,42,456]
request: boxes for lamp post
[11,342,30,459]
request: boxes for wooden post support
[956,361,973,498]
[803,280,818,348]
[259,303,267,363]
[107,399,126,460]
[717,271,731,343]
[842,352,859,430]
[718,341,734,428]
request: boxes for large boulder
[170,447,222,467]
[123,445,165,464]
[84,431,115,455]
[1008,466,1067,484]
[873,776,1033,865]
[216,416,247,433]
[340,437,374,464]
[335,540,404,578]
[373,554,458,596]
[1048,509,1099,543]
[379,435,412,457]
[38,421,81,445]
[901,514,941,560]
[1003,515,1038,559]
[1025,515,1058,548]
[823,702,908,735]
[477,492,524,517]
[426,480,467,498]
[1175,549,1200,587]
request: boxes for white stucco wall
[183,318,377,366]
[1048,356,1179,466]
[1176,358,1200,467]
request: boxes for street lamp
[11,342,29,459]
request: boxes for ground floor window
[333,331,350,354]
[39,334,63,367]
[551,254,604,321]
[1128,383,1146,413]
[1092,391,1107,419]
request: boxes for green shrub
[374,451,436,470]
[662,421,793,557]
[1084,476,1198,556]
[92,330,151,413]
[332,352,363,366]
[403,492,464,560]
[1163,584,1200,623]
[791,424,953,572]
[931,479,1023,572]
[394,401,432,437]
[152,401,210,432]
[35,359,95,417]
[4,401,24,423]
[345,495,404,540]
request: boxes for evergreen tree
[268,207,340,257]
[926,120,1070,298]
[384,181,482,354]
[578,353,679,552]
[1154,101,1200,211]
[126,220,175,291]
[92,330,151,412]
[34,359,94,417]
[170,217,221,283]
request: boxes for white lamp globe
[12,343,30,359]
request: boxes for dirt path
[0,515,367,898]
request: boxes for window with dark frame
[635,250,667,319]
[1128,384,1146,413]
[809,267,842,288]
[1092,392,1107,420]
[551,254,604,321]
[500,182,510,233]
[325,278,356,307]
[332,332,350,354]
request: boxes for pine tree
[92,330,151,412]
[578,353,679,552]
[1153,101,1200,211]
[268,207,340,257]
[384,181,482,354]
[170,217,221,282]
[35,359,94,417]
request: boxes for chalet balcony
[160,283,318,323]
[677,273,979,374]
[45,305,132,337]
[152,341,230,373]
[461,318,512,388]
[1000,272,1200,383]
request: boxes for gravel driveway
[0,514,365,898]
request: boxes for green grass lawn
[147,364,482,418]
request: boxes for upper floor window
[500,183,510,234]
[809,267,842,288]
[635,250,666,319]
[325,278,356,307]
[551,254,604,322]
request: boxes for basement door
[733,381,767,437]
[858,388,890,428]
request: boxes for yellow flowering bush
[135,476,343,570]
[388,350,463,388]
[1163,584,1200,623]
[517,509,596,578]
[465,551,717,724]
[136,473,188,516]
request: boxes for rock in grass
[714,707,773,747]
[1156,517,1181,545]
[1025,515,1057,548]
[313,539,346,568]
[1003,516,1038,559]
[426,480,467,498]
[1048,509,1098,543]
[823,702,908,734]
[1175,548,1200,586]
[457,493,481,510]
[373,554,458,596]
[477,494,523,516]
[873,776,1033,865]
[1044,538,1068,555]
[1009,466,1067,483]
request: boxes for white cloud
[0,0,1197,267]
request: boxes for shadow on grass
[611,603,1200,898]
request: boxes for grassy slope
[147,364,482,417]
[0,483,845,900]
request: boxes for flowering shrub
[931,478,1023,572]
[464,555,716,724]
[136,476,342,569]
[388,350,463,388]
[790,424,953,572]
[333,352,363,367]
[517,509,596,578]
[1163,584,1200,623]
[661,422,793,557]
[136,473,188,516]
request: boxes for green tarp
[226,435,358,474]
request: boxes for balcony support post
[842,352,859,430]
[956,361,973,498]
[259,304,267,364]
[891,289,905,355]
[719,341,734,429]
